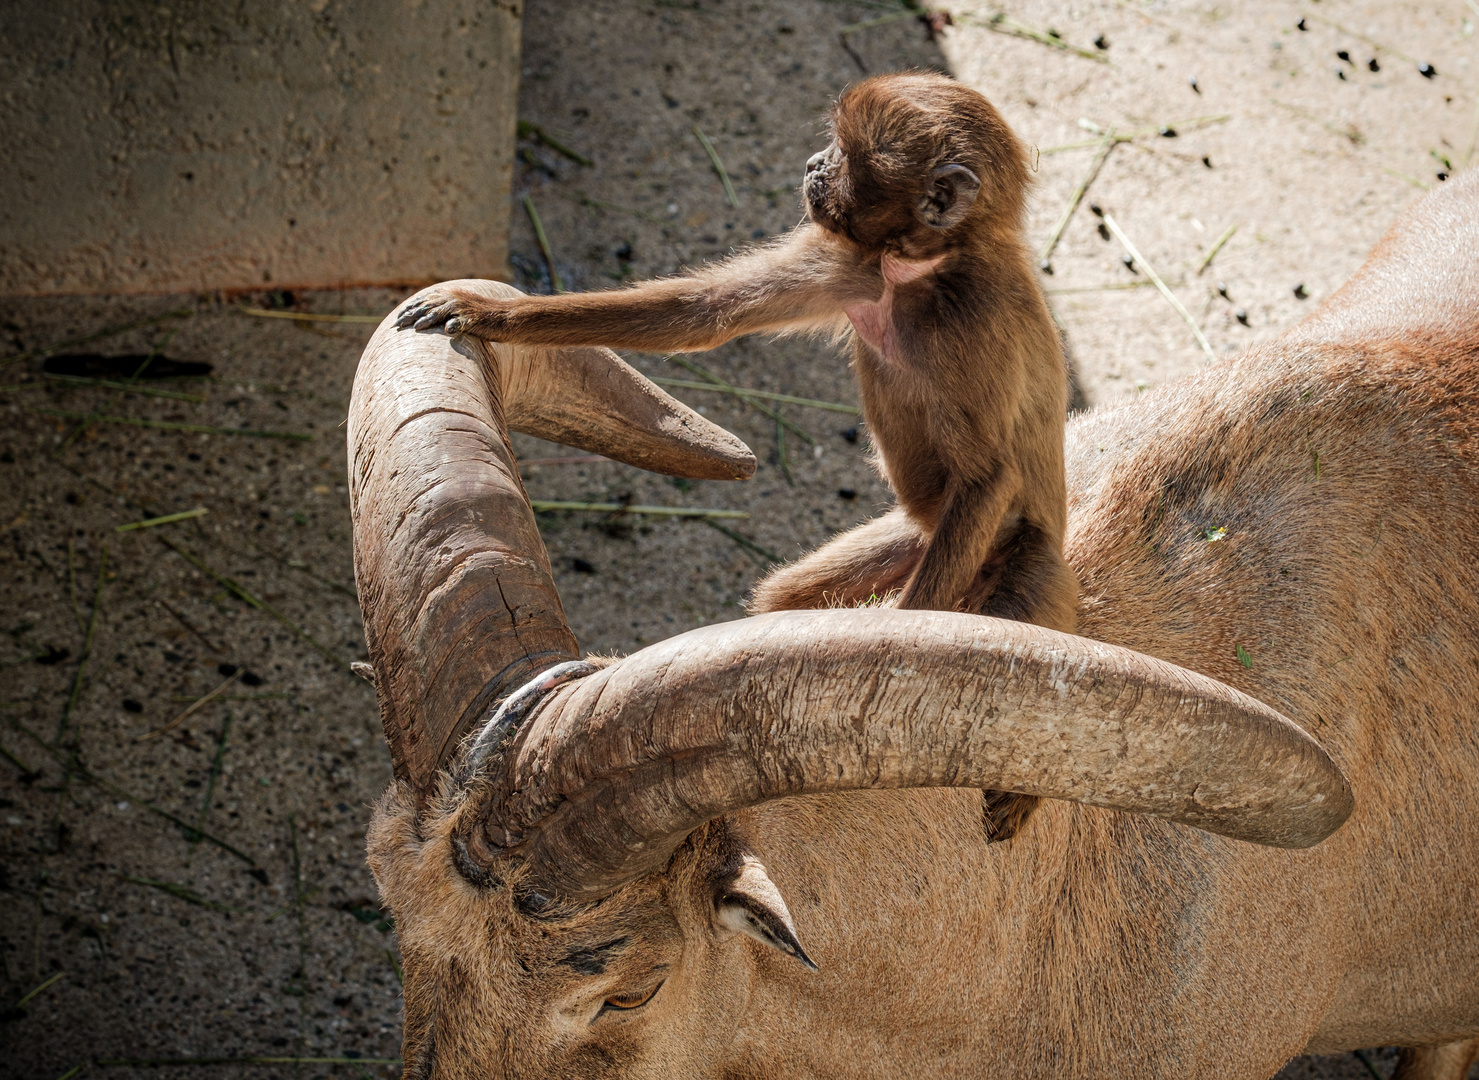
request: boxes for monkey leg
[962,520,1078,843]
[1391,1038,1479,1080]
[748,508,924,613]
[897,468,1021,613]
[970,521,1079,634]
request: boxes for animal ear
[714,855,819,972]
[917,163,981,230]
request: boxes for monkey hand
[394,287,507,337]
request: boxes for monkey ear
[714,855,819,972]
[917,164,981,230]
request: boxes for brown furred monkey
[396,72,1077,628]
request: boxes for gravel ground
[2,1,1474,1077]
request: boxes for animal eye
[602,983,661,1012]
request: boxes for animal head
[802,72,1029,253]
[348,281,1351,1078]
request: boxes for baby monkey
[398,72,1077,630]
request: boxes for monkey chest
[844,295,897,361]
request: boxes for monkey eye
[600,982,663,1014]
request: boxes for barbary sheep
[348,169,1479,1079]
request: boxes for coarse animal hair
[352,145,1479,1079]
[396,72,1078,631]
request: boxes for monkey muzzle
[803,145,845,231]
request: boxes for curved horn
[348,280,756,797]
[472,609,1353,901]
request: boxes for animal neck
[881,251,946,285]
[845,253,947,360]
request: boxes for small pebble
[1089,203,1104,217]
[1097,222,1111,241]
[1121,254,1137,273]
[1202,155,1213,168]
[1437,171,1450,182]
[1296,17,1308,30]
[1217,282,1230,300]
[1038,259,1054,275]
[1419,63,1437,78]
[122,699,143,713]
[1368,58,1380,72]
[1160,126,1178,138]
[1236,309,1250,326]
[1189,75,1200,94]
[837,488,857,501]
[1094,34,1109,50]
[571,558,596,574]
[1337,50,1351,63]
[840,426,859,444]
[1337,69,1348,81]
[1293,284,1309,300]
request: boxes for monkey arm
[897,466,1023,612]
[394,225,869,351]
[747,508,925,613]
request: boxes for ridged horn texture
[348,280,757,796]
[477,608,1354,902]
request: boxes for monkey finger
[393,298,438,330]
[412,304,460,332]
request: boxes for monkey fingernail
[444,317,463,334]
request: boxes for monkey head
[803,72,1031,258]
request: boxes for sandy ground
[2,1,1475,1077]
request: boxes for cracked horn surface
[347,280,756,795]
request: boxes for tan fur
[396,73,1076,628]
[367,154,1479,1080]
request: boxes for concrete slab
[0,0,520,296]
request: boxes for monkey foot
[394,288,468,334]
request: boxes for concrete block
[0,0,521,296]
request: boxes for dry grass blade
[122,875,247,913]
[518,454,610,467]
[958,13,1107,62]
[56,547,107,747]
[114,507,209,532]
[136,667,241,742]
[693,125,740,207]
[53,333,176,455]
[35,409,312,441]
[44,374,206,402]
[1101,214,1216,362]
[189,712,233,846]
[15,971,63,1008]
[7,719,257,863]
[649,377,860,414]
[1042,114,1229,154]
[156,536,349,673]
[517,119,594,166]
[1270,99,1365,146]
[1039,129,1116,263]
[666,356,816,443]
[0,738,35,773]
[239,308,381,324]
[838,9,913,34]
[1044,280,1161,294]
[523,194,565,294]
[96,1057,401,1067]
[530,500,747,519]
[1304,14,1420,68]
[1196,224,1238,274]
[0,308,193,370]
[703,519,782,566]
